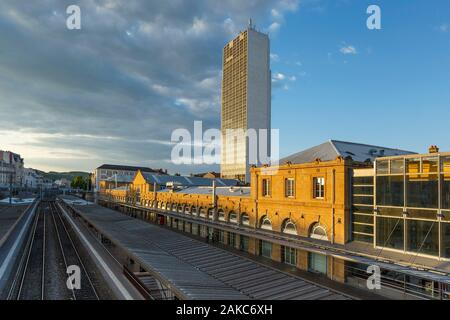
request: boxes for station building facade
[99,141,449,299]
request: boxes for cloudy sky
[0,0,449,174]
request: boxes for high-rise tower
[220,24,271,182]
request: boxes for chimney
[428,145,439,154]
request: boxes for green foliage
[71,176,88,190]
[44,171,89,182]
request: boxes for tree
[71,176,87,190]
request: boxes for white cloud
[270,53,280,62]
[268,22,281,33]
[340,45,357,55]
[272,72,286,81]
[439,23,449,32]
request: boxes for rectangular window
[282,246,297,266]
[240,235,249,252]
[376,175,404,206]
[313,177,325,199]
[285,178,295,198]
[308,252,327,275]
[228,232,236,248]
[218,230,225,244]
[259,240,272,258]
[407,219,439,256]
[376,216,404,250]
[262,178,271,197]
[406,174,438,208]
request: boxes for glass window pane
[390,159,404,174]
[422,157,438,173]
[443,174,450,209]
[407,220,439,256]
[376,176,404,206]
[353,233,373,243]
[353,223,373,234]
[378,207,403,217]
[443,223,450,258]
[308,252,327,275]
[376,217,404,250]
[376,160,389,174]
[352,195,373,205]
[353,186,373,195]
[353,176,374,185]
[406,174,438,208]
[353,214,374,224]
[441,156,450,173]
[406,158,421,174]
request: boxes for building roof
[67,201,351,300]
[105,174,134,183]
[160,186,251,197]
[280,140,416,165]
[96,164,164,173]
[191,171,221,178]
[141,173,240,187]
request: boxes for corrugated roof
[141,173,240,187]
[281,140,416,165]
[67,202,352,300]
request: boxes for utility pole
[9,172,12,205]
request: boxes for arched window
[161,202,166,210]
[208,208,214,220]
[218,209,225,221]
[240,213,250,226]
[191,206,197,216]
[310,223,328,241]
[260,215,272,231]
[282,219,297,235]
[199,207,206,218]
[184,206,190,215]
[171,203,177,212]
[177,204,184,213]
[157,201,162,209]
[229,211,237,224]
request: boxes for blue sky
[271,0,450,157]
[0,0,449,173]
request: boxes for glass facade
[352,173,374,243]
[375,154,450,259]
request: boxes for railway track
[7,201,100,300]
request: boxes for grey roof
[105,174,134,183]
[141,173,240,187]
[97,164,164,173]
[281,140,416,165]
[160,186,251,197]
[68,202,352,300]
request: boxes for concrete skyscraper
[220,23,271,182]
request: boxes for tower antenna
[248,18,254,30]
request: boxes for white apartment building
[0,150,24,188]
